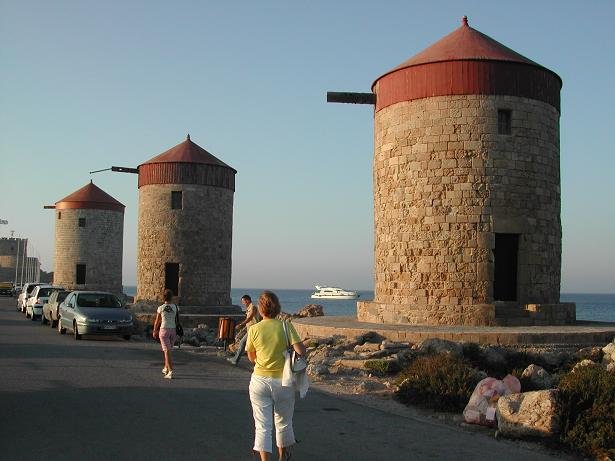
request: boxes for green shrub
[364,359,400,377]
[395,353,479,412]
[558,365,615,458]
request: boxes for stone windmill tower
[331,17,574,326]
[47,181,125,293]
[135,135,236,306]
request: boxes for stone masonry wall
[54,208,124,293]
[137,183,234,306]
[0,238,27,282]
[358,95,561,326]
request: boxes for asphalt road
[0,296,568,461]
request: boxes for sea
[122,286,615,323]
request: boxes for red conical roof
[55,181,125,212]
[140,135,235,171]
[390,16,540,72]
[372,17,561,112]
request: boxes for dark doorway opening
[493,233,519,301]
[76,264,86,285]
[165,263,180,296]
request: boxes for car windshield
[76,293,121,308]
[57,291,69,302]
[38,288,54,297]
[26,285,38,294]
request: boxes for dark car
[58,291,133,340]
[42,289,70,327]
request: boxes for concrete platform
[292,316,615,345]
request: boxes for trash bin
[218,317,236,350]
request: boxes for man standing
[227,294,260,365]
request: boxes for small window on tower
[171,191,183,210]
[58,212,62,220]
[78,218,86,227]
[498,109,512,135]
[76,264,86,284]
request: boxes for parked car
[58,291,133,340]
[42,289,70,327]
[0,281,14,296]
[18,283,41,313]
[26,285,62,320]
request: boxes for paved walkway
[0,297,576,460]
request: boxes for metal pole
[14,238,20,289]
[20,239,26,286]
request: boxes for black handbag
[175,306,184,337]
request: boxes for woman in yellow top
[246,291,306,461]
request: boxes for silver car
[42,289,70,327]
[58,291,133,340]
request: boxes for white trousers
[249,374,296,453]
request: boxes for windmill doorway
[165,263,180,296]
[493,233,519,302]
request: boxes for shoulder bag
[174,304,184,337]
[282,320,307,373]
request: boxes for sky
[1,0,614,292]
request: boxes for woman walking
[152,289,179,379]
[246,290,306,461]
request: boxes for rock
[496,390,560,438]
[336,359,368,369]
[296,304,324,317]
[572,359,597,372]
[380,340,411,350]
[277,312,294,321]
[521,364,554,390]
[195,327,210,342]
[574,346,603,362]
[307,362,329,376]
[354,331,385,345]
[358,350,390,359]
[354,342,381,353]
[418,338,463,357]
[601,342,615,363]
[343,350,360,358]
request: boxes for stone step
[495,305,530,318]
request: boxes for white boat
[310,285,359,300]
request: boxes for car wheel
[58,316,66,335]
[73,322,82,340]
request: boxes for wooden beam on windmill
[327,92,376,105]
